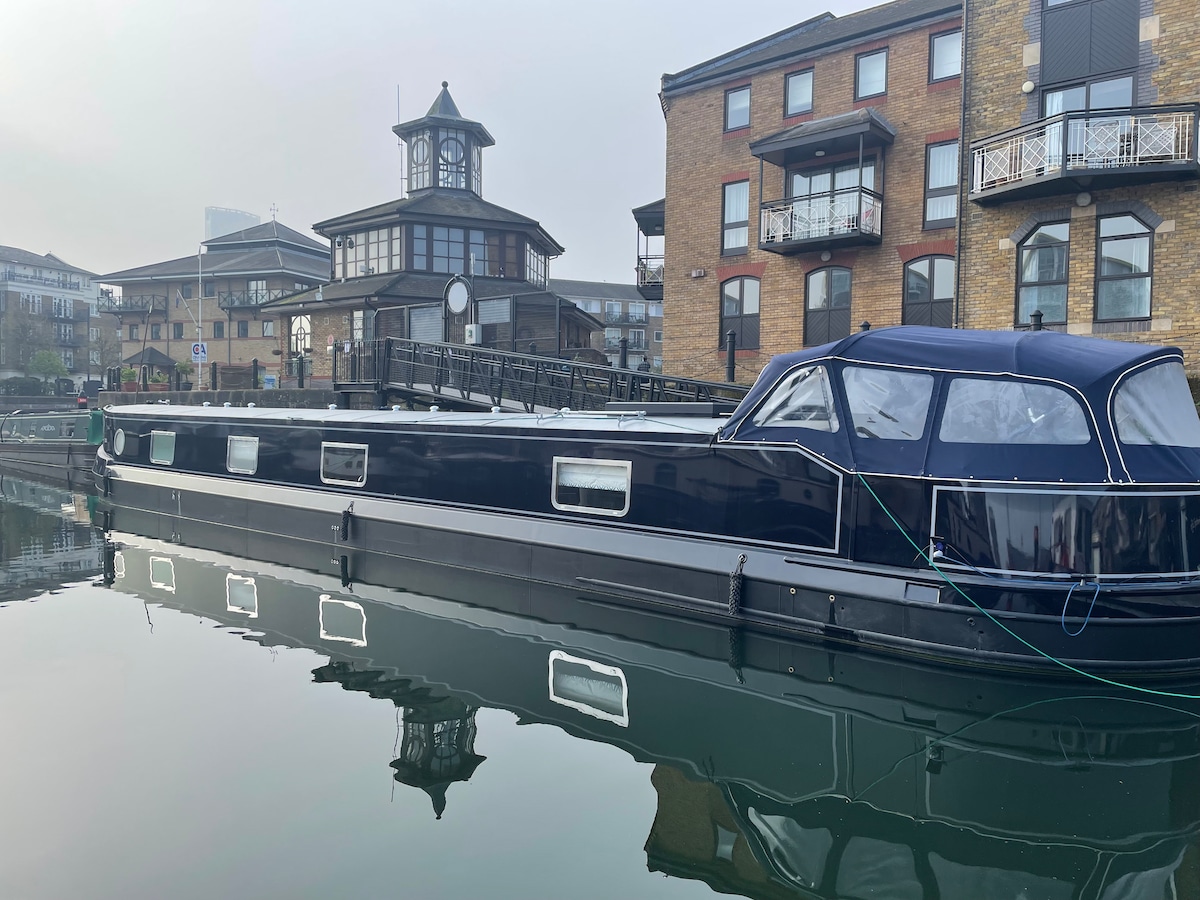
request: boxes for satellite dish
[444,277,471,315]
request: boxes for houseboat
[102,526,1200,896]
[93,326,1200,675]
[0,409,100,485]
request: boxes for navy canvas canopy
[721,326,1199,484]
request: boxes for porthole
[113,428,126,456]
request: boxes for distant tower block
[205,207,261,240]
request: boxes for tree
[6,306,53,375]
[29,349,68,386]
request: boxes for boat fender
[339,554,351,588]
[339,502,354,542]
[727,553,747,616]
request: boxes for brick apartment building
[0,245,115,390]
[961,0,1200,364]
[98,221,328,383]
[656,0,963,383]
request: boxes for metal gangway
[332,338,749,414]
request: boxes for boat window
[751,365,841,431]
[939,378,1090,444]
[320,442,368,487]
[226,436,260,475]
[1114,362,1200,446]
[842,366,933,440]
[149,430,176,465]
[552,457,631,517]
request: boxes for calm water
[3,473,1200,899]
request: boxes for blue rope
[854,472,1200,701]
[1061,581,1101,637]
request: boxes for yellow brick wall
[664,15,963,382]
[961,0,1200,367]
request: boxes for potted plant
[120,367,139,392]
[148,372,171,391]
[175,360,194,391]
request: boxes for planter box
[121,382,139,392]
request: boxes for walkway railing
[333,338,748,413]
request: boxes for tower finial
[442,81,448,88]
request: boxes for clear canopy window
[842,366,934,440]
[939,378,1091,444]
[1114,362,1200,447]
[752,365,840,431]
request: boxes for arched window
[805,267,851,346]
[903,256,955,327]
[720,277,760,350]
[1016,222,1068,326]
[1096,214,1152,322]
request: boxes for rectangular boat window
[226,436,260,474]
[149,430,176,465]
[320,442,368,487]
[752,365,840,431]
[842,367,933,440]
[939,378,1090,444]
[552,457,631,517]
[548,650,629,727]
[1114,362,1200,447]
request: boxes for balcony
[970,105,1200,203]
[605,337,647,352]
[759,188,883,254]
[97,293,167,314]
[0,269,82,291]
[635,255,664,301]
[604,312,649,326]
[219,287,303,309]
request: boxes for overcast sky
[1,0,877,284]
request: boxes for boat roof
[721,326,1197,484]
[767,325,1176,386]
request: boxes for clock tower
[394,82,495,197]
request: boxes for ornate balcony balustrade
[0,269,82,291]
[970,105,1200,202]
[759,188,883,254]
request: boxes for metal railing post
[1030,310,1044,331]
[618,337,628,370]
[251,358,259,390]
[725,330,737,382]
[210,361,218,391]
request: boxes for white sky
[0,0,877,283]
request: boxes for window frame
[172,322,185,340]
[784,69,814,117]
[236,319,249,339]
[320,441,369,487]
[855,49,888,100]
[1015,222,1070,327]
[724,86,751,132]
[721,180,750,256]
[719,276,761,351]
[551,456,632,518]
[226,436,260,475]
[903,255,955,327]
[923,141,960,230]
[213,320,225,340]
[1094,214,1153,323]
[929,29,962,83]
[149,430,176,466]
[805,267,853,346]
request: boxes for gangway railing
[332,338,749,413]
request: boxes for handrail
[333,337,748,414]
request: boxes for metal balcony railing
[636,256,664,286]
[219,288,305,309]
[970,105,1199,196]
[603,313,649,326]
[760,188,883,245]
[97,294,167,314]
[605,339,647,352]
[0,270,83,291]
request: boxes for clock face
[412,137,429,164]
[440,137,465,164]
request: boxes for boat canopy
[720,326,1200,484]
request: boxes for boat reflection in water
[99,510,1200,899]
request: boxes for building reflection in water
[83,509,1200,899]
